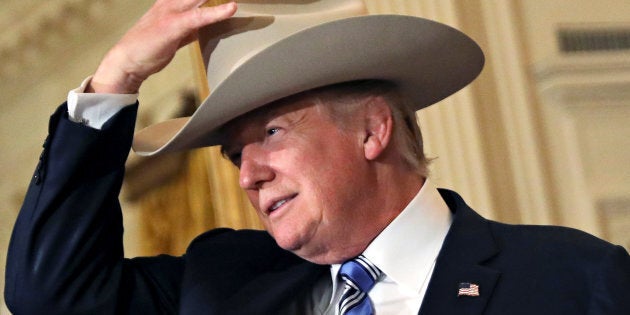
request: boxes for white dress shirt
[317,180,453,314]
[67,77,138,129]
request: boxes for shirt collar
[330,179,452,294]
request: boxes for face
[221,93,379,263]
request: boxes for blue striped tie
[337,255,383,315]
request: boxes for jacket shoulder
[488,220,627,261]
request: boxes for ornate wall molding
[533,45,630,237]
[535,54,630,106]
[0,0,117,78]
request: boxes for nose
[238,144,275,190]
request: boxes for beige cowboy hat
[132,0,484,156]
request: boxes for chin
[270,229,301,251]
[274,237,330,264]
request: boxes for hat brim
[133,14,484,156]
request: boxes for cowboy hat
[132,0,484,156]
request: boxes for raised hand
[88,0,237,94]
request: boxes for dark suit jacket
[5,104,630,314]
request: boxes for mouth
[265,194,298,216]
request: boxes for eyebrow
[216,97,305,160]
[216,108,280,156]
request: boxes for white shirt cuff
[67,76,139,129]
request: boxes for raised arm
[89,0,236,94]
[5,1,236,314]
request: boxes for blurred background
[1,0,629,313]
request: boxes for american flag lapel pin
[457,282,480,297]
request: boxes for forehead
[218,91,322,143]
[218,80,387,141]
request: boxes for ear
[363,96,393,161]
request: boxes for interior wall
[517,0,630,247]
[1,0,629,313]
[517,0,630,61]
[0,1,197,312]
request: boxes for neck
[314,169,425,265]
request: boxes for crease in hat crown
[201,0,367,94]
[132,0,484,156]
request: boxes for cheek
[245,190,259,208]
[266,208,321,252]
[245,191,268,225]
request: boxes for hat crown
[199,0,367,91]
[133,1,484,156]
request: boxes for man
[5,0,630,314]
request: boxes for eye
[266,127,280,136]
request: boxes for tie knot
[339,255,382,293]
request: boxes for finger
[161,0,207,12]
[175,2,235,33]
[193,0,236,9]
[189,2,237,28]
[193,0,215,8]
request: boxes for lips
[265,194,297,215]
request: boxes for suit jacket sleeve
[5,103,183,315]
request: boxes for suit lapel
[419,190,501,315]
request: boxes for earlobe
[363,97,393,161]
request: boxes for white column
[365,0,496,217]
[477,0,555,224]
